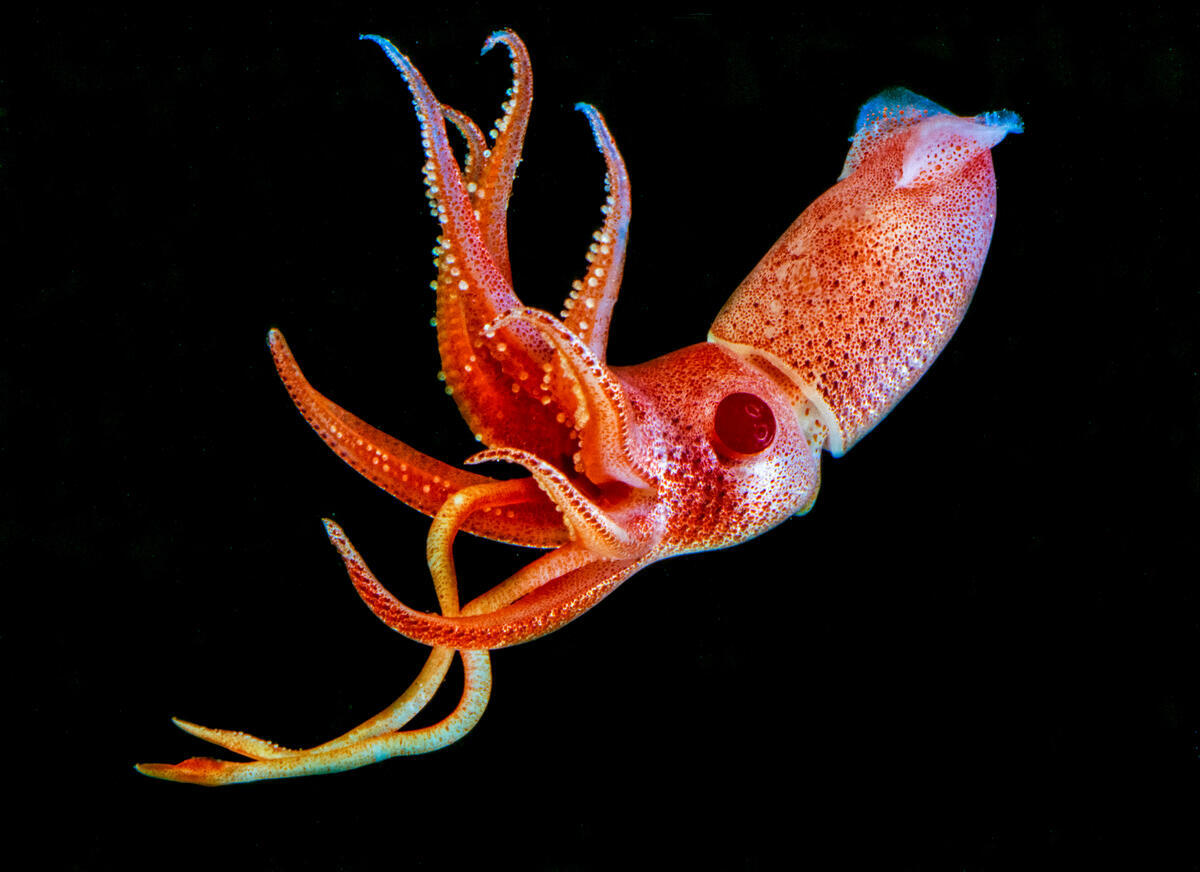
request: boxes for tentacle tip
[266,328,299,375]
[134,757,233,785]
[323,518,363,566]
[133,762,162,778]
[481,29,515,55]
[321,517,346,542]
[133,761,186,781]
[170,717,214,742]
[360,33,408,68]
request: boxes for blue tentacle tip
[482,31,507,55]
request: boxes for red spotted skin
[614,342,819,556]
[710,114,1001,455]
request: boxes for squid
[137,29,1021,784]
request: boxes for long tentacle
[136,477,553,779]
[135,651,491,785]
[164,647,456,761]
[139,513,466,768]
[423,478,555,611]
[269,328,567,548]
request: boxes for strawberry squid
[138,30,1021,784]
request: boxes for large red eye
[713,392,776,456]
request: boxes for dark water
[6,4,1196,869]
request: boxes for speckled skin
[615,343,818,555]
[137,37,1017,784]
[711,102,1017,455]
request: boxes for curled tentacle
[469,447,659,559]
[325,519,649,649]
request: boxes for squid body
[137,30,1021,785]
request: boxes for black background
[6,3,1197,869]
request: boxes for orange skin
[137,31,1019,785]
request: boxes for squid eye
[712,392,776,456]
